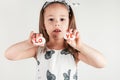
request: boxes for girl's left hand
[65,29,81,51]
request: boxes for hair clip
[32,36,46,46]
[45,0,80,6]
[68,0,80,6]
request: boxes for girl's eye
[49,18,54,21]
[60,18,65,21]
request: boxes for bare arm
[66,29,107,68]
[77,43,107,68]
[4,40,37,60]
[4,31,40,61]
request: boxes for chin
[53,36,63,40]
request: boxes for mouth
[53,29,61,32]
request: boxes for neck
[46,39,65,50]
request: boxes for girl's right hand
[28,31,46,46]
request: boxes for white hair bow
[45,0,80,6]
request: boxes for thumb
[76,31,80,39]
[66,39,72,44]
[28,31,34,43]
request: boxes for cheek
[45,26,52,35]
[63,24,69,30]
[61,27,68,34]
[65,20,69,29]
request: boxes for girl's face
[44,3,69,40]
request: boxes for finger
[36,33,40,38]
[39,33,43,37]
[76,31,80,38]
[69,29,73,33]
[31,33,36,39]
[29,31,35,39]
[36,33,44,39]
[28,31,35,44]
[73,29,77,36]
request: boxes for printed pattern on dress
[73,71,78,80]
[36,59,40,65]
[45,50,55,59]
[61,49,70,55]
[47,70,56,80]
[36,48,78,80]
[63,69,71,80]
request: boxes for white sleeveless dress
[35,47,78,80]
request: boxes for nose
[55,24,60,27]
[54,20,60,27]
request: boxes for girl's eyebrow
[46,15,68,17]
[46,15,54,17]
[60,15,68,17]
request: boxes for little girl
[5,1,106,80]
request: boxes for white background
[0,0,120,80]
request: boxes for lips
[53,29,61,32]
